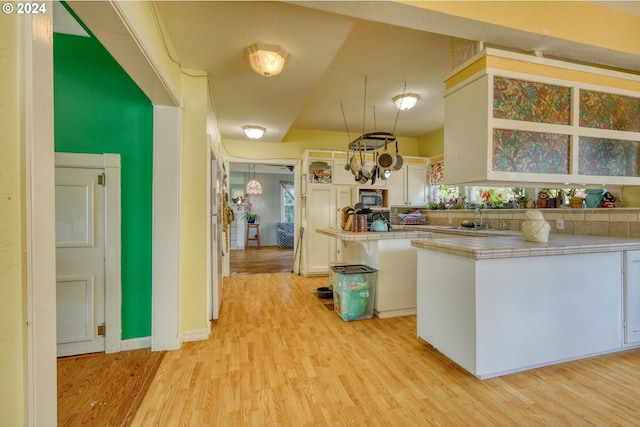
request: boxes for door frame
[223,157,300,276]
[55,152,122,354]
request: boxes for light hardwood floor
[229,246,295,275]
[131,272,640,426]
[57,348,164,427]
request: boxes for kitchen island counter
[316,227,434,241]
[317,227,448,318]
[411,233,640,260]
[412,233,640,379]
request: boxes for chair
[276,222,295,248]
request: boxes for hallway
[229,246,295,275]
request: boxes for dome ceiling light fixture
[245,43,287,77]
[392,93,420,110]
[242,125,266,140]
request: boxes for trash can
[330,264,377,321]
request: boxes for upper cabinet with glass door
[444,48,640,187]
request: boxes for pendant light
[246,164,262,195]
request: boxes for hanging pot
[376,138,396,170]
[359,166,371,184]
[391,140,404,171]
[370,152,378,185]
[355,140,369,183]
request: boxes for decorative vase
[521,210,550,243]
[585,189,605,208]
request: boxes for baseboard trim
[375,308,417,319]
[181,329,210,343]
[121,336,151,351]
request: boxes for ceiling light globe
[246,43,287,77]
[242,125,266,139]
[393,93,420,110]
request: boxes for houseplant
[512,188,530,208]
[567,189,584,208]
[242,213,260,223]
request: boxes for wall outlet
[448,216,453,224]
[556,219,564,230]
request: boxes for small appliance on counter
[365,209,390,231]
[359,190,383,209]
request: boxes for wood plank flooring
[57,348,164,427]
[229,246,295,274]
[131,272,640,426]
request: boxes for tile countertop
[411,234,640,260]
[316,228,433,241]
[402,225,520,237]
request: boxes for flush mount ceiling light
[245,43,287,77]
[392,93,420,110]
[242,125,266,140]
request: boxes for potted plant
[512,188,530,208]
[567,189,584,208]
[242,213,260,223]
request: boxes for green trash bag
[336,282,370,320]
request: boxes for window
[428,184,461,208]
[281,182,294,223]
[469,186,516,207]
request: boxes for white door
[55,167,106,357]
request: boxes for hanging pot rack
[342,77,409,185]
[348,132,396,151]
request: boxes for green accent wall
[54,32,153,340]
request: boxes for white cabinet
[333,157,356,185]
[444,48,640,187]
[625,251,640,344]
[304,186,333,276]
[417,249,623,379]
[303,184,353,276]
[334,153,386,188]
[388,161,427,207]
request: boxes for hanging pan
[392,140,404,171]
[355,140,369,184]
[370,152,378,185]
[376,138,396,171]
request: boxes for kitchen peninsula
[411,234,640,379]
[316,227,433,318]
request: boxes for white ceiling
[154,1,453,143]
[58,1,640,146]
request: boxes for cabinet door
[386,169,406,206]
[406,164,427,206]
[625,250,640,344]
[333,159,357,185]
[305,186,333,275]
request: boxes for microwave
[360,191,383,208]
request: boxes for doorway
[226,161,298,275]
